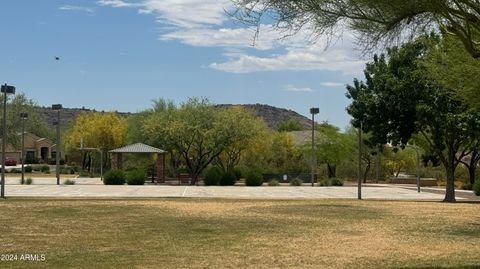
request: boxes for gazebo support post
[111,153,123,170]
[157,153,165,183]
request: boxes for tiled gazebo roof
[109,143,165,154]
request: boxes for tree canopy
[142,98,266,184]
[346,37,480,202]
[233,0,480,58]
[308,123,355,178]
[1,93,52,148]
[423,34,480,109]
[64,112,127,153]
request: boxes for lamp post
[406,144,421,193]
[52,104,62,185]
[310,108,319,187]
[1,84,15,198]
[358,121,363,200]
[20,112,28,184]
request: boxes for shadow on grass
[252,203,386,221]
[394,265,480,269]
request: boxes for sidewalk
[3,177,478,201]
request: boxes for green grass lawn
[0,199,479,269]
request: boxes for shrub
[78,171,90,178]
[25,166,33,173]
[126,169,146,185]
[63,179,76,185]
[268,179,280,186]
[245,170,264,186]
[25,178,33,185]
[10,168,21,174]
[330,178,344,186]
[319,178,345,187]
[234,168,242,180]
[103,170,125,185]
[220,171,236,186]
[290,178,303,186]
[49,159,66,165]
[203,167,222,186]
[32,166,41,172]
[462,183,472,191]
[60,167,75,175]
[474,180,480,196]
[41,165,50,174]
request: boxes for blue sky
[0,0,366,129]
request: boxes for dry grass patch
[0,199,479,269]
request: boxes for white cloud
[320,82,345,88]
[160,25,296,50]
[283,85,313,92]
[59,5,95,13]
[140,0,230,29]
[98,0,365,75]
[97,0,141,8]
[210,41,366,75]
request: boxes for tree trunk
[327,163,336,178]
[468,151,479,185]
[468,165,476,185]
[444,164,456,202]
[443,161,456,203]
[190,173,200,185]
[363,163,371,183]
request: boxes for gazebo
[109,143,167,183]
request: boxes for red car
[5,158,17,166]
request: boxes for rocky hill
[36,104,311,130]
[36,106,131,128]
[216,104,311,130]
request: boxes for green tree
[213,106,268,172]
[346,38,480,202]
[423,35,480,109]
[233,0,480,58]
[278,118,305,132]
[308,123,355,178]
[143,98,260,185]
[269,131,308,173]
[344,126,382,183]
[384,148,417,178]
[126,99,176,144]
[1,94,53,148]
[64,112,127,169]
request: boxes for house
[3,132,57,164]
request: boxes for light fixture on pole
[1,84,16,198]
[52,104,62,185]
[310,107,319,187]
[20,112,28,184]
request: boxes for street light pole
[1,84,15,198]
[358,121,363,200]
[20,113,28,184]
[406,144,421,193]
[52,104,62,185]
[310,108,319,187]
